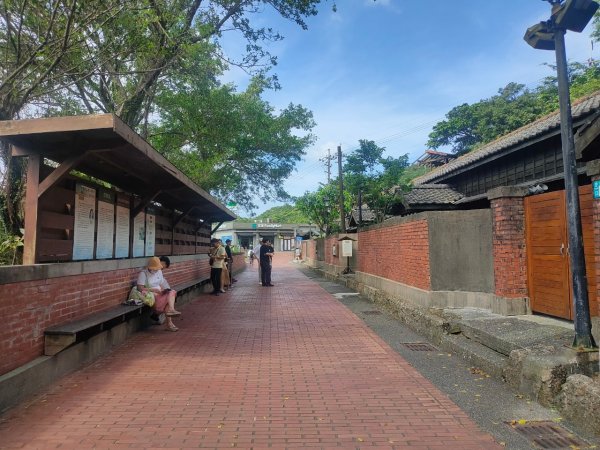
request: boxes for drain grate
[401,342,437,351]
[508,420,590,449]
[361,310,382,315]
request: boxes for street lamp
[524,0,598,349]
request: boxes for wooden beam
[23,154,41,264]
[211,222,223,235]
[130,189,161,219]
[11,145,39,157]
[38,152,87,198]
[0,114,114,137]
[173,206,197,229]
[575,112,600,159]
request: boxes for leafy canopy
[343,140,409,223]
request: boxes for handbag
[127,286,155,307]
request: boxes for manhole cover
[401,342,437,351]
[507,420,590,449]
[361,310,382,315]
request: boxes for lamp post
[524,0,598,349]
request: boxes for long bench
[43,278,207,356]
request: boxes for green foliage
[427,83,548,155]
[150,74,316,212]
[400,164,430,185]
[253,205,309,223]
[428,62,600,155]
[0,224,23,265]
[0,0,325,235]
[343,140,409,223]
[237,205,309,223]
[295,182,350,236]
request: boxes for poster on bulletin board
[132,212,145,257]
[115,200,130,258]
[72,184,96,260]
[145,213,155,256]
[95,190,115,259]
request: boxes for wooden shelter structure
[0,114,235,264]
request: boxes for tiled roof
[350,205,376,222]
[413,91,600,185]
[403,184,464,206]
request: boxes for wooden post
[23,154,41,264]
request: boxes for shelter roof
[0,114,235,222]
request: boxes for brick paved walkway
[0,254,501,449]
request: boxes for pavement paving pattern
[0,253,502,449]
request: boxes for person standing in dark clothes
[259,238,274,286]
[224,239,237,284]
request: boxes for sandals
[166,324,179,332]
[165,309,181,316]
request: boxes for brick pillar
[586,161,600,319]
[488,186,529,299]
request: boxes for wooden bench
[43,277,208,356]
[44,304,145,356]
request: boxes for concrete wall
[428,210,494,292]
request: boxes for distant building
[346,205,376,231]
[213,221,318,251]
[414,150,456,168]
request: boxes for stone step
[440,333,508,380]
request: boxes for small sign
[594,180,600,199]
[342,240,353,257]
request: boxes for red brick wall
[0,256,221,376]
[358,219,431,290]
[491,197,528,298]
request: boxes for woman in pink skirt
[137,256,181,331]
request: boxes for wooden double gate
[525,185,596,320]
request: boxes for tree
[240,205,309,223]
[149,75,316,212]
[427,83,547,155]
[343,140,409,224]
[427,62,600,156]
[363,155,409,223]
[296,182,349,236]
[0,0,326,234]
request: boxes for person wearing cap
[259,238,275,286]
[137,256,181,331]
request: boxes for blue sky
[222,0,598,216]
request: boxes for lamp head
[524,21,556,50]
[552,0,598,32]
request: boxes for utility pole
[337,145,346,233]
[320,149,334,183]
